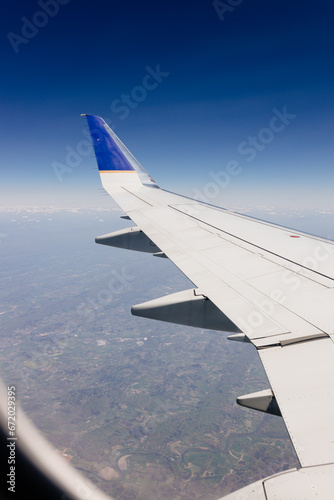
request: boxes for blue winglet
[84,115,135,172]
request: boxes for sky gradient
[1,0,334,209]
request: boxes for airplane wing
[83,114,334,499]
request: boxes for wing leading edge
[83,114,334,499]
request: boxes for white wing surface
[83,115,334,498]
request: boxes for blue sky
[1,0,334,208]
